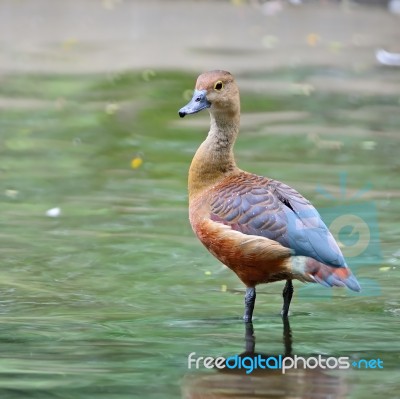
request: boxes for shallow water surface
[0,69,399,398]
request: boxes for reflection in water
[182,318,350,399]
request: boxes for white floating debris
[261,1,283,16]
[388,0,400,14]
[361,141,377,151]
[376,49,400,67]
[5,189,18,199]
[46,207,61,218]
[291,83,315,96]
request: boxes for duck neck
[189,110,240,199]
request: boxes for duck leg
[243,287,256,322]
[281,279,293,317]
[282,315,293,357]
[244,322,255,353]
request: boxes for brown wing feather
[209,173,290,244]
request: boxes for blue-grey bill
[179,90,210,118]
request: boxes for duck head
[179,70,239,118]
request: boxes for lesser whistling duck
[179,70,360,322]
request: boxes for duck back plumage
[208,172,347,268]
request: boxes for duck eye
[214,81,224,91]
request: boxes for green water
[0,69,399,398]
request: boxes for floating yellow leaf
[131,157,143,169]
[306,33,320,47]
[205,271,212,276]
[379,266,391,272]
[329,41,343,53]
[142,69,156,82]
[105,103,119,115]
[62,37,78,50]
[221,284,227,292]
